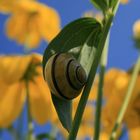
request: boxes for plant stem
[109,55,140,140]
[26,82,34,140]
[93,33,110,140]
[113,0,120,16]
[68,13,114,140]
[0,129,2,140]
[93,66,105,140]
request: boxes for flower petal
[5,0,60,48]
[38,4,61,42]
[102,70,129,133]
[0,82,26,128]
[29,67,56,125]
[0,55,32,84]
[0,0,15,13]
[6,12,29,43]
[128,127,140,140]
[101,69,140,133]
[26,31,41,49]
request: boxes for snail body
[44,53,87,100]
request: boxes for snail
[44,53,87,100]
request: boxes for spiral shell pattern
[44,53,87,100]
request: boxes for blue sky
[0,0,140,139]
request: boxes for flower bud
[133,20,140,49]
[133,20,140,40]
[121,0,129,4]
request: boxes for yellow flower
[0,53,56,128]
[5,0,60,48]
[70,68,138,139]
[100,69,140,139]
[133,20,140,40]
[0,0,35,13]
[128,127,140,140]
[120,0,129,4]
[0,0,16,13]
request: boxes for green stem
[94,66,105,140]
[68,13,114,140]
[113,0,120,16]
[109,54,140,140]
[93,33,110,140]
[26,82,34,140]
[0,129,2,140]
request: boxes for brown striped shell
[44,53,87,100]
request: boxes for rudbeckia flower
[0,53,56,128]
[5,0,60,48]
[78,68,140,139]
[100,69,140,139]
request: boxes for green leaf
[43,18,101,74]
[51,94,72,132]
[42,17,102,132]
[91,0,109,12]
[78,29,101,74]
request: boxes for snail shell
[44,53,87,100]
